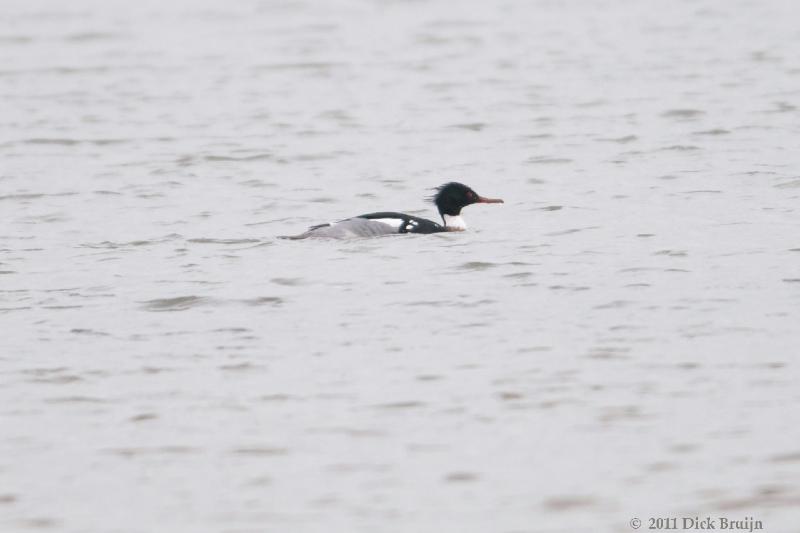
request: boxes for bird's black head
[430,182,503,217]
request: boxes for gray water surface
[2,0,799,532]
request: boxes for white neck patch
[443,214,467,231]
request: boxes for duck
[280,182,503,239]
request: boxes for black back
[357,212,445,234]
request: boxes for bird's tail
[277,223,331,240]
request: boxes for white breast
[443,214,467,231]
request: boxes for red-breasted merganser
[280,182,503,239]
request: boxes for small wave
[373,401,425,410]
[204,153,272,162]
[242,296,283,306]
[230,447,288,456]
[597,135,637,143]
[187,238,261,244]
[44,396,108,404]
[458,261,497,271]
[504,272,532,279]
[693,128,730,135]
[271,278,303,286]
[661,108,705,119]
[106,446,199,457]
[775,179,800,189]
[444,472,479,483]
[0,192,77,201]
[63,32,119,42]
[81,239,164,249]
[543,495,598,511]
[660,144,701,151]
[142,296,208,311]
[19,138,128,146]
[450,122,487,131]
[141,295,283,311]
[0,36,33,44]
[252,62,345,72]
[526,157,572,165]
[544,227,598,237]
[70,328,110,336]
[770,452,800,463]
